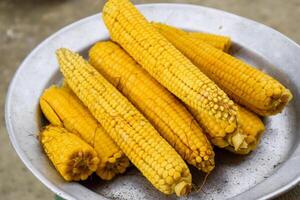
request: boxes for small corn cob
[227,105,265,154]
[152,23,231,52]
[40,86,130,180]
[89,41,215,173]
[102,0,242,149]
[155,23,292,116]
[57,48,192,196]
[40,125,99,181]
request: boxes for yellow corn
[152,23,231,52]
[190,104,265,154]
[89,41,215,173]
[40,86,130,180]
[103,0,242,149]
[228,105,265,154]
[155,23,292,116]
[188,32,231,52]
[40,99,63,127]
[57,48,192,196]
[40,125,99,181]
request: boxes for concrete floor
[0,0,299,199]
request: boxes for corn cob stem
[89,41,215,173]
[40,86,130,180]
[155,23,292,116]
[40,126,99,181]
[152,23,231,52]
[57,48,192,196]
[102,0,239,147]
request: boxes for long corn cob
[152,23,231,52]
[155,23,292,116]
[89,41,215,173]
[40,86,130,180]
[40,125,99,181]
[102,0,244,150]
[57,48,192,196]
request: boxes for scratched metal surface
[5,4,300,200]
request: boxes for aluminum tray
[5,3,300,200]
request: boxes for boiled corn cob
[89,41,215,173]
[57,48,192,196]
[103,0,244,150]
[155,23,292,116]
[152,23,231,52]
[40,86,130,180]
[227,105,265,154]
[40,125,99,181]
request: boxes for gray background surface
[0,0,299,199]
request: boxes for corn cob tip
[56,48,69,55]
[248,86,292,116]
[56,48,81,64]
[56,48,65,56]
[174,181,191,196]
[226,127,264,155]
[225,105,266,154]
[56,48,73,61]
[210,130,249,152]
[268,88,292,115]
[230,131,248,151]
[40,126,99,181]
[66,150,100,181]
[96,155,130,180]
